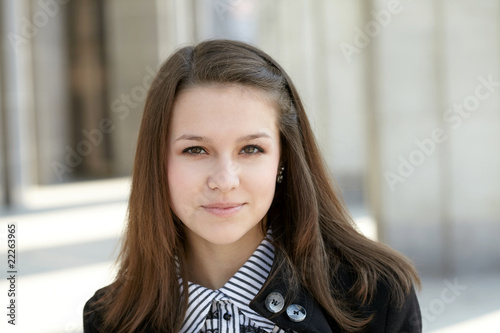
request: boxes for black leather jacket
[84,255,421,333]
[249,260,421,332]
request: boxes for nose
[207,159,240,192]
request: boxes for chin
[201,230,248,246]
[205,236,240,246]
[196,222,262,246]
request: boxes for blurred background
[0,0,499,332]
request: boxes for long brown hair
[92,39,420,332]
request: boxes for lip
[202,202,245,217]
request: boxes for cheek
[243,163,278,199]
[167,158,201,209]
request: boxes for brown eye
[182,146,206,155]
[241,145,263,155]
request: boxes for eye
[182,146,207,155]
[240,145,264,155]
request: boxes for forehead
[169,85,279,139]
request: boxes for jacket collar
[248,249,334,333]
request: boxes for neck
[185,228,264,290]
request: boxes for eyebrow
[174,132,272,143]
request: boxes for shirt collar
[179,229,274,333]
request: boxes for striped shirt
[179,231,293,333]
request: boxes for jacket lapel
[249,250,334,333]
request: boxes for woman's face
[167,85,281,248]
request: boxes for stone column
[370,0,446,274]
[442,0,500,274]
[30,0,71,184]
[104,0,162,177]
[370,0,500,274]
[0,0,37,208]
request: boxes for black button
[223,312,231,321]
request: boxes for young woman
[84,39,421,333]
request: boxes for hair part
[89,39,420,333]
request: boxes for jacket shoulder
[333,262,422,332]
[83,287,109,333]
[364,280,421,333]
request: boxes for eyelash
[181,145,264,156]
